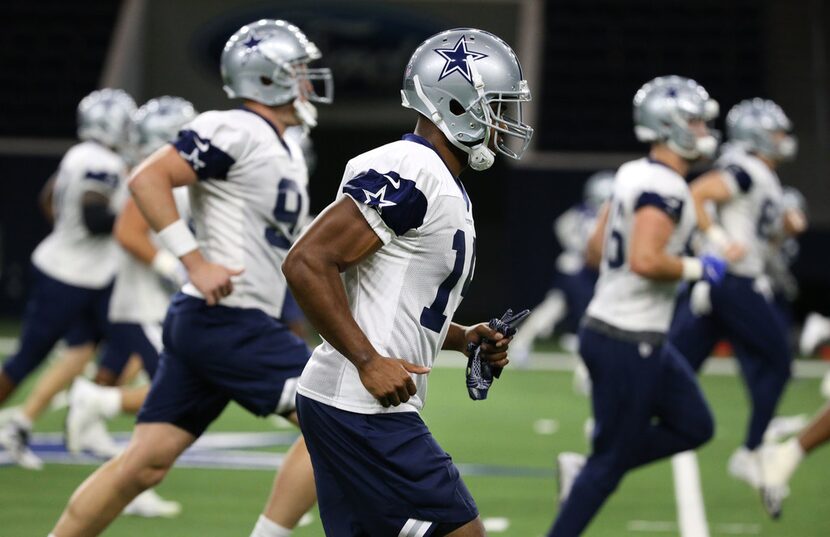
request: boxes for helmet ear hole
[259,76,274,86]
[449,99,466,116]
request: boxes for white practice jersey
[587,158,697,335]
[32,141,126,289]
[298,134,476,415]
[173,108,309,319]
[109,188,191,324]
[712,149,784,277]
[554,203,601,275]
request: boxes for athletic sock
[784,437,805,464]
[12,410,33,432]
[250,514,292,537]
[95,386,122,419]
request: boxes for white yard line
[672,451,710,537]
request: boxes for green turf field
[0,346,828,536]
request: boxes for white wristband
[156,219,198,258]
[705,225,731,251]
[151,249,180,278]
[681,257,704,281]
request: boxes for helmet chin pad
[468,143,495,171]
[293,99,318,129]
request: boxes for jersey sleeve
[340,166,429,244]
[80,169,121,196]
[718,163,753,195]
[78,148,124,197]
[633,178,686,224]
[172,113,248,181]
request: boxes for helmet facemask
[475,82,533,161]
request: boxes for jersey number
[265,178,302,249]
[420,229,475,333]
[605,202,626,269]
[756,198,778,239]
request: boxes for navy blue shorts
[2,266,112,384]
[280,289,305,325]
[669,274,791,374]
[63,317,106,347]
[137,294,311,437]
[296,395,478,537]
[98,322,162,379]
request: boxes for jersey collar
[402,133,470,209]
[239,105,292,158]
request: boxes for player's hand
[358,355,430,408]
[464,323,510,369]
[700,254,727,286]
[185,258,244,306]
[724,242,747,263]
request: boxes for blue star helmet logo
[434,36,488,85]
[243,35,262,48]
[665,87,678,98]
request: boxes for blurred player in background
[287,28,530,537]
[49,19,331,537]
[0,89,135,469]
[511,171,614,365]
[759,398,830,518]
[764,186,807,332]
[61,96,198,518]
[668,99,804,489]
[548,76,724,537]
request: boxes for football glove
[466,308,530,401]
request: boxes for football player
[759,400,830,518]
[0,89,135,469]
[64,96,196,457]
[286,28,531,537]
[547,76,724,536]
[511,170,614,365]
[49,19,331,537]
[61,96,197,518]
[668,99,802,489]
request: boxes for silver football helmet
[221,19,333,129]
[401,28,533,171]
[77,88,136,150]
[726,98,797,161]
[633,76,719,160]
[133,96,198,159]
[583,170,615,209]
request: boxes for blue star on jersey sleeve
[173,129,236,180]
[635,191,685,223]
[342,169,428,236]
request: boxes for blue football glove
[701,254,727,285]
[466,308,530,401]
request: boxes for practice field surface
[0,340,828,536]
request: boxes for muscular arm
[628,207,683,281]
[783,208,808,236]
[442,323,468,353]
[690,170,733,232]
[130,145,238,305]
[283,198,383,368]
[114,198,156,265]
[283,198,429,407]
[129,146,197,233]
[585,202,609,269]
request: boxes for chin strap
[412,74,494,171]
[293,99,318,132]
